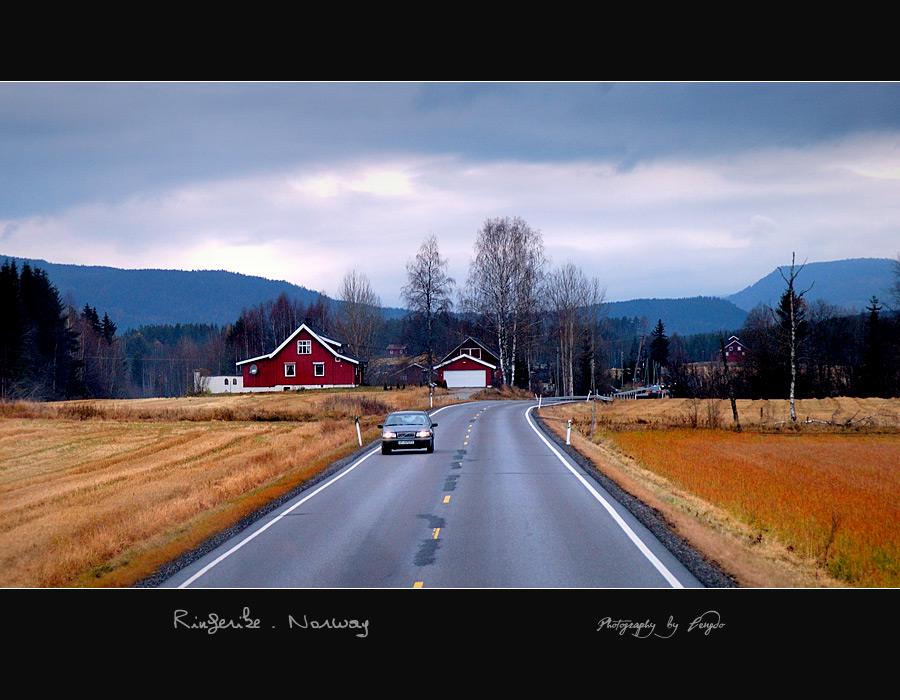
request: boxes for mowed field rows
[0,388,457,588]
[539,396,900,588]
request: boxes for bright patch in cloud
[3,134,900,307]
[292,165,416,199]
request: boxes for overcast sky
[2,81,899,308]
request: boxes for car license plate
[398,440,414,445]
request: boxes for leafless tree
[336,269,383,362]
[303,290,331,332]
[401,234,455,387]
[890,254,900,312]
[462,216,547,388]
[720,337,741,431]
[545,262,605,396]
[269,292,302,346]
[779,252,813,421]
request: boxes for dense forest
[1,261,82,400]
[2,240,899,401]
[668,295,900,400]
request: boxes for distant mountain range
[726,257,896,313]
[604,257,896,336]
[1,254,896,336]
[0,256,407,330]
[604,296,749,336]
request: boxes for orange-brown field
[539,396,900,588]
[0,387,458,588]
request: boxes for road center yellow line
[414,581,424,588]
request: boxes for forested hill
[4,254,894,335]
[727,257,896,312]
[606,258,898,336]
[0,256,406,330]
[604,296,748,336]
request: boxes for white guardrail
[536,392,613,407]
[536,388,669,406]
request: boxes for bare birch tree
[545,262,605,396]
[401,234,454,387]
[303,290,331,332]
[336,269,383,362]
[462,216,546,388]
[778,253,813,421]
[269,292,301,345]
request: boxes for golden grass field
[539,396,900,588]
[4,388,899,588]
[0,387,459,588]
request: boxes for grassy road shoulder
[538,397,900,588]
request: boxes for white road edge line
[177,401,466,588]
[178,445,381,588]
[524,405,685,589]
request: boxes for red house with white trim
[723,335,748,364]
[236,324,363,391]
[435,336,500,388]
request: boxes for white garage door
[444,370,487,388]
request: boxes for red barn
[435,336,500,388]
[236,324,363,391]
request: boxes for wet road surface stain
[414,514,445,566]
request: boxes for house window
[285,363,296,377]
[297,340,312,354]
[313,362,325,377]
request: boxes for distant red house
[236,324,363,390]
[435,336,500,388]
[388,362,427,386]
[723,335,748,364]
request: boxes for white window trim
[313,362,325,377]
[297,340,312,354]
[284,362,296,377]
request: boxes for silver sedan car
[378,410,438,455]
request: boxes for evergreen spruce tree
[649,319,669,383]
[860,296,886,397]
[4,262,82,399]
[0,261,24,398]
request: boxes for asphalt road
[159,400,704,588]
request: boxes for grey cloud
[3,81,900,220]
